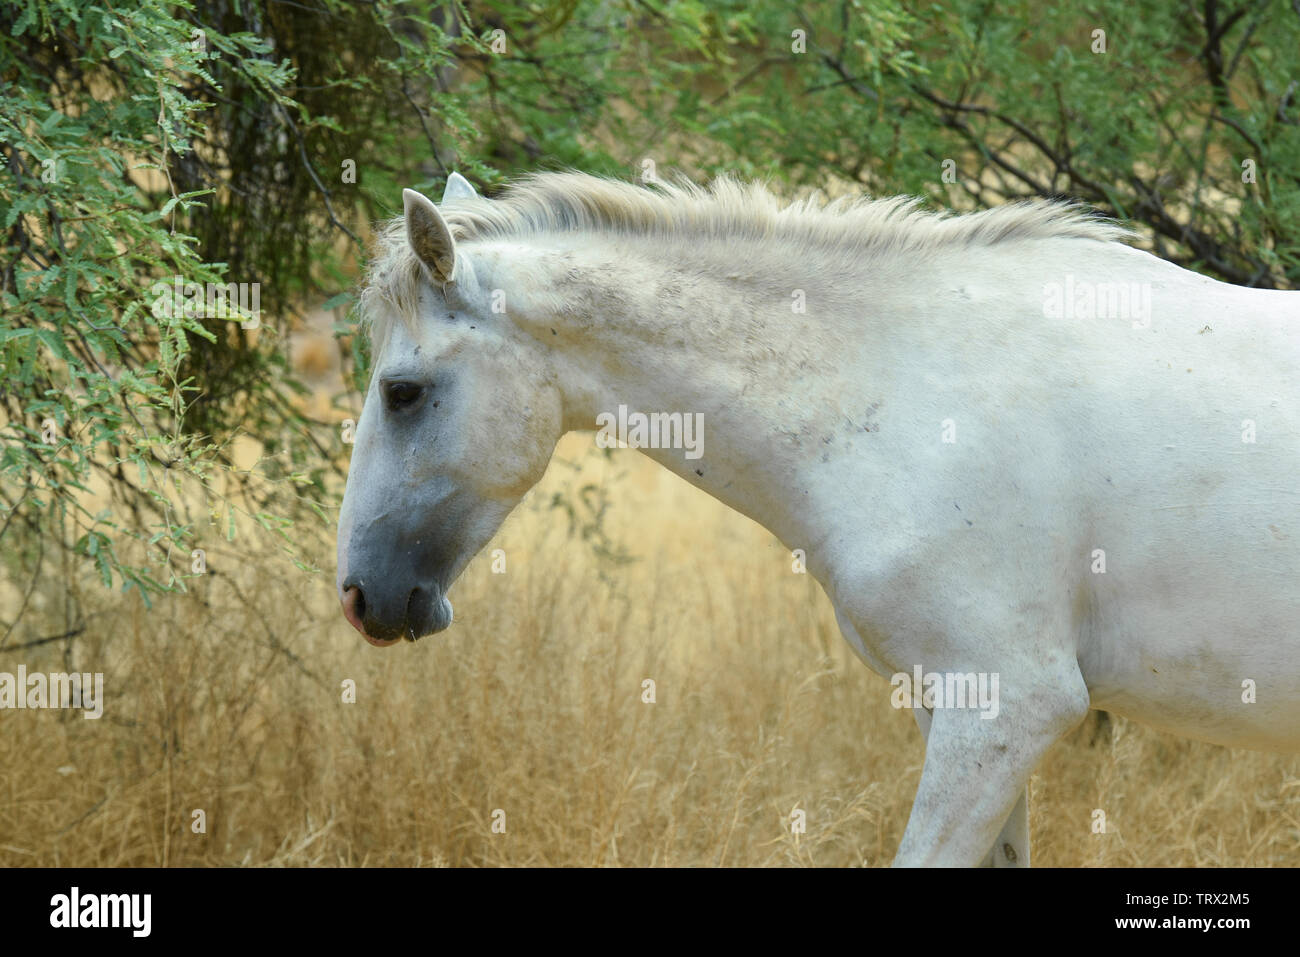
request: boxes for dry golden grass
[2,434,1298,866]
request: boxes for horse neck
[475,232,888,557]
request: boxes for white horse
[337,170,1300,866]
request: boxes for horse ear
[441,171,478,203]
[403,188,456,283]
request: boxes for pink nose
[341,585,400,647]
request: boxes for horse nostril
[341,585,367,634]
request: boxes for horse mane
[361,170,1132,339]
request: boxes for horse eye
[383,381,425,413]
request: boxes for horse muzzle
[340,578,453,646]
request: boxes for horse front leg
[989,788,1030,867]
[893,669,1088,867]
[910,703,1030,867]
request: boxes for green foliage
[621,0,1300,286]
[3,1,237,605]
[1,0,1296,640]
[0,1,479,620]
